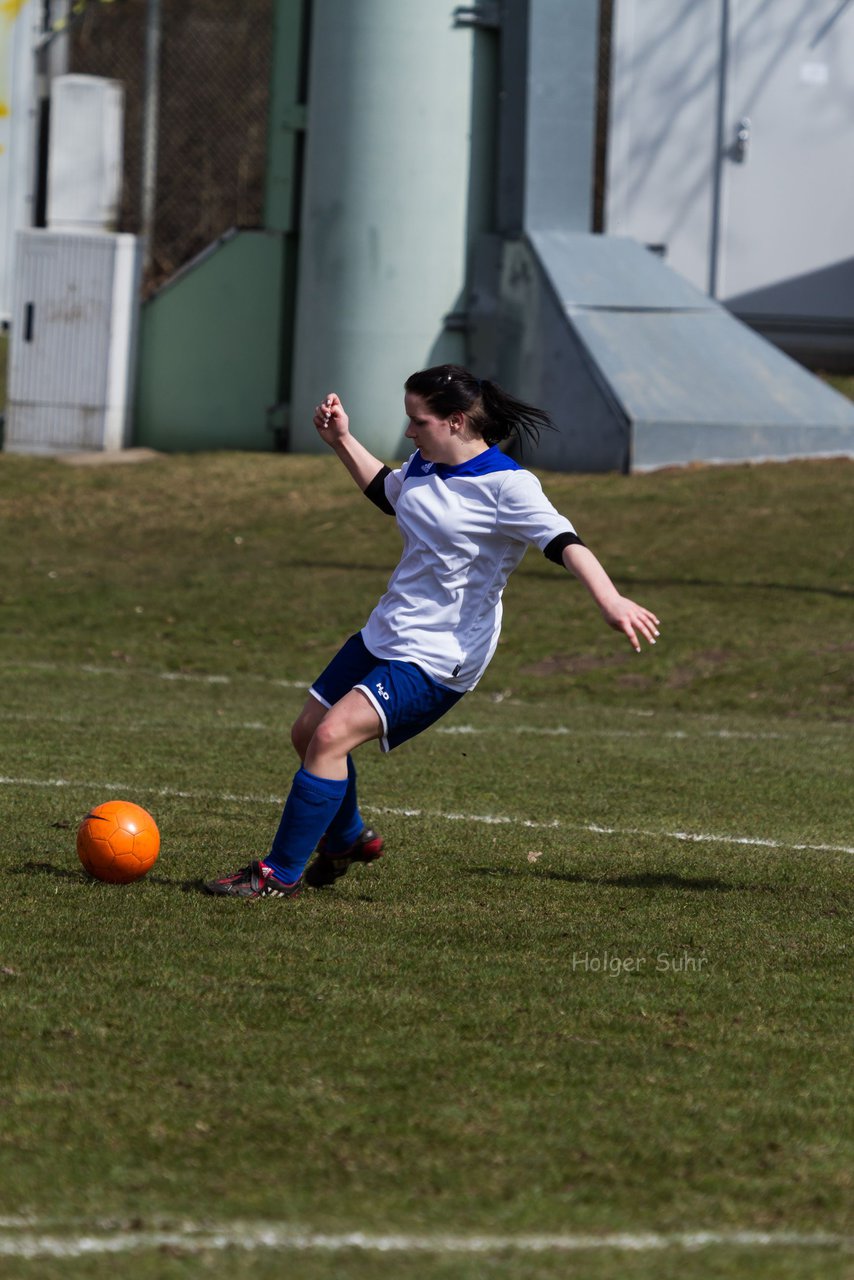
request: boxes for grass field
[0,449,852,1279]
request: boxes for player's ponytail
[404,364,554,453]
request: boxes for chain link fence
[69,0,272,293]
[67,0,613,283]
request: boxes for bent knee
[309,715,348,756]
[307,697,381,760]
[290,710,348,762]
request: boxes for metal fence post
[140,0,160,276]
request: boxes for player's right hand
[313,392,349,442]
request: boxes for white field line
[0,711,284,733]
[0,710,823,742]
[438,725,796,741]
[0,659,309,690]
[3,658,850,736]
[1,774,852,856]
[0,712,794,742]
[366,806,854,857]
[2,658,850,743]
[0,1221,849,1259]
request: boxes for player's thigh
[306,689,383,762]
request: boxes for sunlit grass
[0,451,851,1280]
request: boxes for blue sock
[266,767,348,883]
[322,755,364,854]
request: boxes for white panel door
[716,0,854,320]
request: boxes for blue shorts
[310,632,465,753]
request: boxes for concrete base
[469,232,854,472]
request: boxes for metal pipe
[708,0,730,299]
[290,0,473,457]
[140,0,161,277]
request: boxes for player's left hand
[601,596,660,652]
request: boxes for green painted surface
[134,230,287,452]
[265,0,308,234]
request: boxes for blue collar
[407,446,521,480]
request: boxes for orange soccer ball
[77,800,160,884]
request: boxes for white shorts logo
[375,682,390,701]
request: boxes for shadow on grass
[527,569,854,600]
[289,560,854,601]
[467,865,764,893]
[15,860,195,890]
[19,860,774,896]
[180,877,213,894]
[15,861,378,900]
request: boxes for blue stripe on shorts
[310,632,464,753]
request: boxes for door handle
[732,116,751,163]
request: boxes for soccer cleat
[204,859,302,900]
[304,827,385,888]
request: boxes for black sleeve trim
[544,531,586,565]
[363,465,395,515]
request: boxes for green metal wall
[134,230,286,451]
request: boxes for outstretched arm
[562,542,660,653]
[313,393,385,491]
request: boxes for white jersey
[360,447,580,692]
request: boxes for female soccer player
[206,365,659,898]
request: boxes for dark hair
[404,364,553,451]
